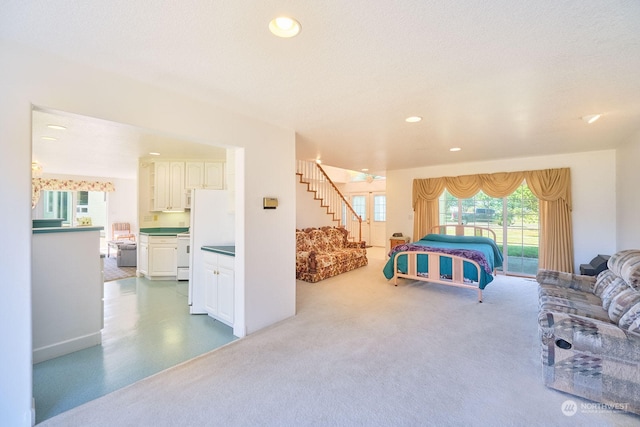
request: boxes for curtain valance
[412,168,573,272]
[32,178,116,209]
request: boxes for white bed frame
[390,225,497,302]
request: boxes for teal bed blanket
[382,234,504,289]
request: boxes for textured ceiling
[4,1,640,178]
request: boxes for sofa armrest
[539,310,640,363]
[308,251,318,274]
[536,269,597,294]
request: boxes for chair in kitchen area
[107,222,136,257]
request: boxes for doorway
[350,191,386,247]
[31,106,241,419]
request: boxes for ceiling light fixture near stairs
[269,16,301,38]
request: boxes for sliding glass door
[439,183,539,276]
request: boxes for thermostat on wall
[263,197,278,209]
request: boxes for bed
[382,225,504,302]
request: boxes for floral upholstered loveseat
[536,249,640,415]
[296,227,367,282]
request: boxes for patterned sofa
[536,250,640,415]
[296,227,367,282]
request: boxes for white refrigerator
[188,189,235,314]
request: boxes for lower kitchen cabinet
[139,235,177,279]
[138,240,149,275]
[203,251,234,326]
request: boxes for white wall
[386,150,617,272]
[0,41,296,425]
[341,178,386,194]
[616,131,640,250]
[296,181,336,229]
[109,177,138,235]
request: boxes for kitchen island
[32,226,104,363]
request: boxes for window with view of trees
[439,182,539,276]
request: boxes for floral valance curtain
[32,178,116,209]
[412,168,573,272]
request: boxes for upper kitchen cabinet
[150,161,185,211]
[185,161,224,190]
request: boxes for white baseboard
[33,332,102,364]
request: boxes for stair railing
[296,160,363,242]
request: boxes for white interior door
[351,192,386,247]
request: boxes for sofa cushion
[535,269,596,294]
[608,289,640,324]
[619,302,640,331]
[538,285,607,321]
[537,280,611,322]
[308,229,332,252]
[594,269,617,297]
[607,250,640,289]
[296,231,312,252]
[539,284,602,305]
[322,227,345,249]
[601,277,631,311]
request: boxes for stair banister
[296,160,363,242]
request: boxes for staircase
[296,160,362,242]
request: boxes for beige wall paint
[616,131,640,250]
[386,150,617,273]
[296,181,336,229]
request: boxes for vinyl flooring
[32,277,237,424]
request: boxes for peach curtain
[525,168,573,272]
[412,178,445,241]
[412,167,573,272]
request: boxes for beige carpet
[40,249,640,426]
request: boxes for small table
[390,236,410,249]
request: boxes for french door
[350,192,386,247]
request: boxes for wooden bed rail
[392,251,484,302]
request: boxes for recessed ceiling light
[149,152,160,156]
[41,136,57,141]
[582,114,601,124]
[449,147,461,152]
[361,168,369,172]
[47,124,66,130]
[269,16,301,38]
[405,116,422,123]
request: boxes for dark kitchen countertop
[201,246,235,256]
[139,227,189,236]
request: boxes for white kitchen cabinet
[185,161,224,190]
[138,235,149,275]
[202,251,234,326]
[150,161,186,211]
[140,235,177,279]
